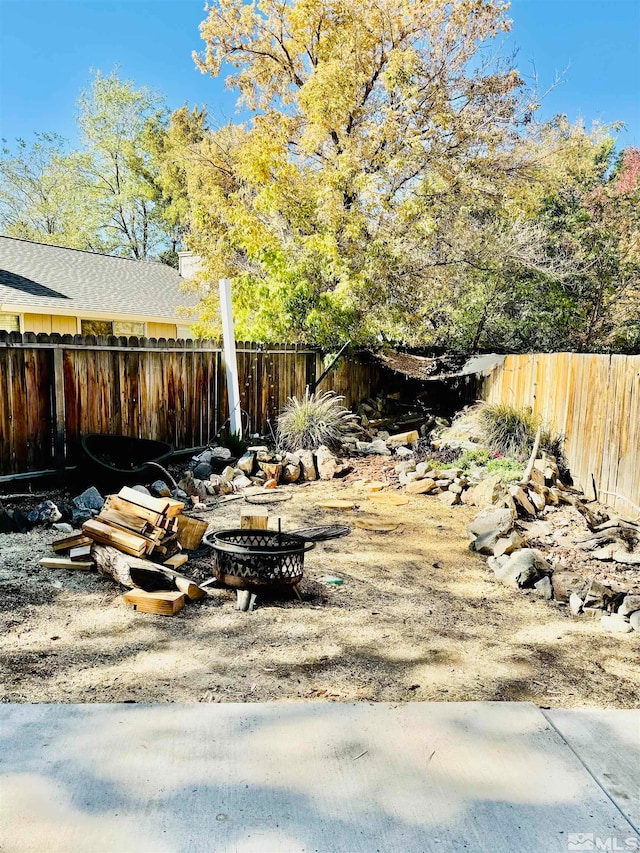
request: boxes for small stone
[618,595,640,617]
[178,471,197,496]
[395,446,414,458]
[211,446,232,460]
[437,490,459,506]
[73,487,104,511]
[71,507,93,526]
[256,450,273,463]
[196,481,208,502]
[492,531,524,558]
[399,471,421,486]
[569,593,584,615]
[221,466,236,482]
[232,475,252,490]
[150,479,172,497]
[601,613,632,634]
[551,571,583,603]
[528,489,546,513]
[395,460,416,475]
[406,477,437,495]
[583,580,614,610]
[435,479,452,488]
[131,484,151,496]
[415,461,433,478]
[237,453,255,475]
[263,478,278,489]
[629,611,640,631]
[193,462,212,480]
[534,575,553,600]
[315,446,338,480]
[193,449,213,464]
[448,484,463,495]
[282,461,301,483]
[334,461,353,478]
[52,522,73,534]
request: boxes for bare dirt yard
[1,465,638,708]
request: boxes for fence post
[52,347,66,472]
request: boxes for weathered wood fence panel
[481,353,640,517]
[0,333,381,476]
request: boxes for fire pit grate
[204,529,314,589]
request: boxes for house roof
[0,236,199,321]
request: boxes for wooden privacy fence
[481,353,640,517]
[0,332,381,477]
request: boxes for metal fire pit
[204,529,315,590]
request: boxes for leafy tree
[178,0,543,344]
[0,71,175,260]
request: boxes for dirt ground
[1,466,638,708]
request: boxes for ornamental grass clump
[478,402,564,460]
[277,391,358,451]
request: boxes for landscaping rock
[437,490,459,506]
[282,461,301,483]
[237,453,255,475]
[492,531,524,558]
[461,475,502,508]
[569,592,584,615]
[583,579,615,611]
[395,460,416,475]
[178,471,198,496]
[551,571,584,603]
[487,554,511,579]
[502,548,549,588]
[467,507,514,539]
[630,611,640,631]
[601,613,632,634]
[406,477,437,495]
[415,461,433,478]
[73,487,104,512]
[618,595,640,617]
[396,446,414,458]
[315,446,337,480]
[334,461,353,478]
[295,449,316,481]
[193,462,213,480]
[131,484,151,496]
[28,500,62,525]
[509,486,537,516]
[52,522,74,534]
[211,446,232,460]
[71,508,93,526]
[221,466,236,482]
[355,439,392,456]
[196,480,208,502]
[534,575,553,600]
[150,479,172,497]
[232,475,252,490]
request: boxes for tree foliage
[0,71,175,260]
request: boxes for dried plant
[277,391,358,451]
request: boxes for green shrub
[277,390,358,451]
[486,456,525,482]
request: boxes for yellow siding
[147,322,176,338]
[23,313,52,334]
[51,315,77,335]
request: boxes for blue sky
[0,0,639,148]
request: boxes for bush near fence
[0,332,381,477]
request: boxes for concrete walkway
[0,702,638,853]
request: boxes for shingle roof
[0,236,199,320]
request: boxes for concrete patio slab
[1,702,638,853]
[545,708,640,830]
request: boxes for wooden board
[52,533,93,553]
[122,589,185,616]
[164,553,188,569]
[70,545,93,561]
[82,518,148,557]
[104,495,164,527]
[175,515,208,550]
[118,487,172,516]
[39,557,95,570]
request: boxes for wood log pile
[40,486,209,616]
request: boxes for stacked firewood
[41,487,209,615]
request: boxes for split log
[175,515,208,550]
[241,511,269,530]
[52,533,93,553]
[123,589,185,616]
[92,545,204,600]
